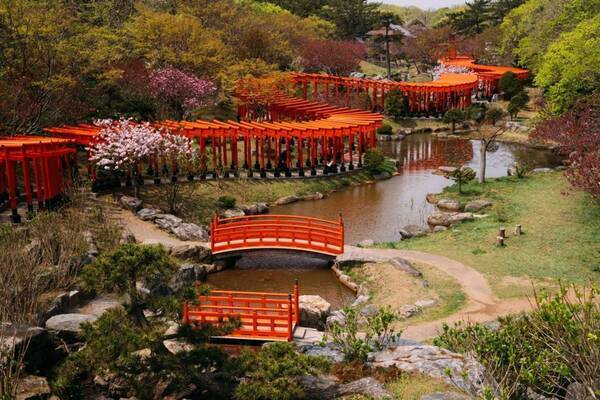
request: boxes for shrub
[233,342,329,400]
[376,124,393,135]
[434,286,600,399]
[498,72,522,100]
[442,109,466,134]
[485,107,506,126]
[384,88,409,120]
[364,149,386,175]
[216,195,237,209]
[513,162,531,179]
[446,167,476,194]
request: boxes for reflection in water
[206,267,355,309]
[272,134,562,244]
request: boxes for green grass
[376,172,600,298]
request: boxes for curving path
[339,246,533,340]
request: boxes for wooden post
[514,224,522,236]
[183,302,189,324]
[287,294,293,342]
[496,236,505,247]
[293,279,300,325]
[499,228,506,238]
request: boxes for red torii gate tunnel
[184,281,300,341]
[210,214,345,258]
[0,137,76,223]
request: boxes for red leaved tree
[532,94,600,199]
[298,39,367,76]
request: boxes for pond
[271,134,562,244]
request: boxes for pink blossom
[148,67,217,114]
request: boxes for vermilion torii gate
[0,137,76,222]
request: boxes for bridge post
[183,302,189,325]
[287,294,293,341]
[294,279,300,325]
[339,213,344,249]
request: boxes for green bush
[217,195,237,209]
[442,109,466,134]
[376,124,393,135]
[446,167,476,194]
[498,72,523,100]
[233,342,329,400]
[384,88,409,120]
[364,149,386,175]
[434,286,600,399]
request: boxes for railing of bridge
[210,213,344,256]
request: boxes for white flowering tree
[430,64,474,81]
[89,119,196,198]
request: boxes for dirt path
[339,246,533,341]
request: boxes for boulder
[297,343,345,363]
[136,208,162,221]
[532,168,552,173]
[256,202,269,214]
[399,225,429,239]
[337,377,392,399]
[464,199,492,213]
[361,304,378,317]
[414,299,437,309]
[120,196,143,212]
[433,226,448,233]
[170,264,197,292]
[163,339,194,355]
[373,171,392,180]
[171,244,200,259]
[368,345,488,396]
[221,208,245,218]
[302,192,325,201]
[120,228,136,244]
[45,313,97,334]
[426,193,439,204]
[300,375,392,400]
[438,166,457,175]
[275,195,299,206]
[399,305,420,319]
[154,214,182,231]
[351,295,369,307]
[15,375,50,400]
[171,223,209,241]
[299,295,331,330]
[358,239,374,247]
[390,258,422,278]
[437,199,461,212]
[421,392,470,400]
[326,310,347,327]
[240,204,259,215]
[427,212,474,227]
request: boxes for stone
[415,299,437,308]
[300,375,392,399]
[361,304,378,317]
[390,258,422,278]
[426,193,439,204]
[421,392,470,400]
[368,345,488,396]
[337,377,392,399]
[299,374,339,399]
[464,199,492,213]
[565,382,591,400]
[326,310,347,327]
[67,290,82,308]
[438,166,457,175]
[221,208,245,218]
[275,195,299,205]
[358,239,374,247]
[399,304,420,319]
[373,171,392,180]
[399,225,429,239]
[15,375,50,400]
[303,192,325,201]
[171,223,209,241]
[433,225,448,233]
[351,295,369,307]
[171,244,200,259]
[120,228,136,244]
[532,168,552,173]
[427,212,474,227]
[163,339,194,355]
[45,313,97,333]
[437,199,461,212]
[132,348,152,360]
[256,202,269,214]
[136,208,161,221]
[120,195,143,212]
[299,295,331,330]
[240,204,259,215]
[297,343,345,363]
[170,264,197,292]
[154,214,182,231]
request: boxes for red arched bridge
[210,214,345,257]
[184,282,300,341]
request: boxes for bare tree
[477,127,505,184]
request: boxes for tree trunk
[385,27,391,80]
[452,121,456,134]
[479,141,487,184]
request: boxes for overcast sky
[382,0,466,9]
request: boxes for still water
[272,134,562,244]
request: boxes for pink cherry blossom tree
[148,67,217,119]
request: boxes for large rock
[171,243,200,259]
[299,295,331,330]
[337,377,392,399]
[15,375,50,400]
[297,343,345,363]
[170,264,197,292]
[399,225,429,239]
[120,228,136,244]
[326,310,347,327]
[426,193,439,204]
[154,214,182,231]
[464,199,492,213]
[45,313,97,333]
[427,212,474,227]
[120,196,143,212]
[373,171,392,180]
[162,338,194,355]
[438,166,457,175]
[390,258,422,278]
[300,375,392,400]
[303,192,325,201]
[275,195,299,205]
[368,345,488,396]
[437,199,461,212]
[221,208,245,218]
[421,392,470,400]
[137,208,162,221]
[171,223,209,241]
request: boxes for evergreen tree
[448,0,492,35]
[321,0,381,38]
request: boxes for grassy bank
[377,172,599,298]
[136,169,377,226]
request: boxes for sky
[381,0,466,9]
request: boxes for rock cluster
[299,295,332,331]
